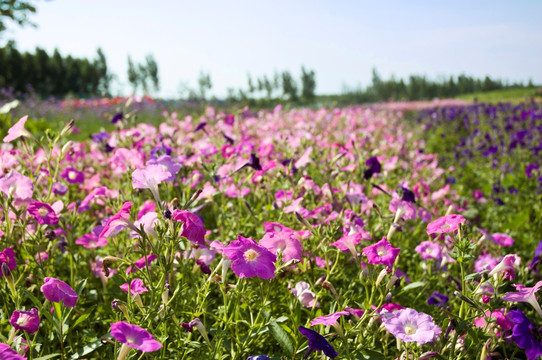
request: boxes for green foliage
[0,0,36,34]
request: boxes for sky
[3,0,542,98]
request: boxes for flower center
[403,323,417,335]
[377,247,387,257]
[68,171,77,180]
[16,314,30,326]
[244,249,259,261]
[425,248,432,254]
[38,207,49,217]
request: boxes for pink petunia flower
[362,238,400,267]
[27,202,59,225]
[146,155,181,182]
[426,214,466,235]
[99,202,136,238]
[415,241,442,260]
[503,281,542,318]
[132,164,171,203]
[475,253,499,273]
[473,309,513,334]
[491,233,514,247]
[223,236,277,279]
[0,343,26,360]
[126,254,158,274]
[110,321,162,353]
[3,115,31,142]
[310,311,349,326]
[0,172,33,200]
[259,230,302,262]
[384,308,441,344]
[10,308,40,334]
[40,277,78,307]
[330,232,365,255]
[120,279,148,295]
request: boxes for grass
[456,87,542,103]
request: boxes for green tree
[0,0,37,35]
[145,53,159,93]
[197,70,212,103]
[300,66,316,101]
[281,70,298,101]
[127,55,139,94]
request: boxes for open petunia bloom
[508,309,542,360]
[27,202,59,225]
[40,277,78,307]
[0,172,34,200]
[132,164,171,204]
[146,155,181,182]
[362,237,400,267]
[0,343,26,360]
[415,241,442,261]
[259,229,302,263]
[298,326,338,358]
[110,321,162,354]
[75,227,108,248]
[426,214,466,235]
[60,167,85,184]
[223,236,277,279]
[3,115,31,142]
[503,281,542,318]
[490,233,515,247]
[120,279,148,296]
[10,308,40,334]
[384,308,441,344]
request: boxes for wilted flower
[40,277,78,307]
[223,236,277,279]
[10,308,40,334]
[384,308,441,344]
[291,281,318,308]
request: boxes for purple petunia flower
[427,292,448,307]
[111,112,123,124]
[0,248,17,275]
[60,167,85,184]
[247,356,269,360]
[362,237,400,267]
[0,343,26,360]
[508,309,542,360]
[110,321,162,352]
[10,308,40,334]
[530,241,542,270]
[40,277,78,307]
[147,155,181,182]
[298,326,338,358]
[384,308,441,344]
[363,156,381,179]
[223,236,277,279]
[27,201,59,225]
[526,163,539,178]
[415,241,442,260]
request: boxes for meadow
[0,95,541,360]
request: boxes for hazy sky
[3,0,542,98]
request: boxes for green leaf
[69,335,109,360]
[401,281,425,292]
[355,349,386,359]
[34,354,61,360]
[71,311,92,330]
[268,319,294,356]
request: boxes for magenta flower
[503,281,542,318]
[310,311,349,326]
[415,241,442,260]
[426,214,466,235]
[491,233,514,247]
[0,248,17,275]
[0,343,26,360]
[132,164,171,203]
[127,254,158,274]
[27,202,59,225]
[223,236,277,279]
[10,308,40,334]
[3,115,31,142]
[75,232,108,248]
[473,309,513,334]
[99,202,135,238]
[110,321,162,352]
[60,167,85,184]
[330,232,364,254]
[384,308,442,344]
[41,277,78,307]
[259,230,302,262]
[172,210,206,246]
[362,237,400,267]
[0,172,33,200]
[474,253,498,273]
[120,279,148,295]
[488,254,521,280]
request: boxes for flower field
[0,99,541,359]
